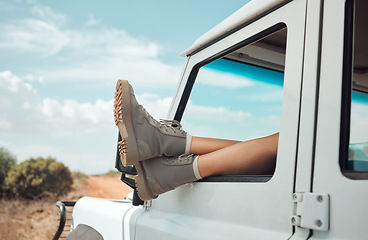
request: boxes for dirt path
[83,175,133,199]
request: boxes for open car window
[180,24,287,181]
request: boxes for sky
[0,0,250,174]
[182,59,283,141]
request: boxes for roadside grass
[0,198,57,240]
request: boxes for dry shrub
[5,157,73,199]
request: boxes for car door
[309,0,368,239]
[135,0,309,239]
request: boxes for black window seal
[199,175,272,183]
[340,0,353,172]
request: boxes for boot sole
[114,80,140,167]
[135,162,158,201]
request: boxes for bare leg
[198,133,279,177]
[190,136,240,155]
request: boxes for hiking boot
[114,80,187,166]
[135,154,199,201]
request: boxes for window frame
[174,23,287,123]
[340,0,368,179]
[173,23,287,183]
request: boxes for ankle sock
[192,155,202,180]
[184,135,202,180]
[185,134,192,155]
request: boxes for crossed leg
[190,133,278,177]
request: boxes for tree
[0,147,16,193]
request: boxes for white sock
[192,155,202,180]
[185,134,192,155]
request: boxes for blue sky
[182,59,283,141]
[0,0,249,174]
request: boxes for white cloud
[0,70,119,174]
[35,27,182,88]
[0,3,183,174]
[184,100,251,123]
[0,70,34,92]
[0,4,182,88]
[182,113,279,141]
[40,98,113,129]
[85,14,101,27]
[30,4,68,25]
[135,93,173,120]
[179,100,281,141]
[180,100,253,140]
[0,70,114,136]
[197,68,253,88]
[0,18,70,56]
[0,70,176,174]
[24,73,44,83]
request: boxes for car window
[181,27,286,142]
[342,0,368,174]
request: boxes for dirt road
[83,175,133,199]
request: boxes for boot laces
[138,105,186,134]
[166,154,194,163]
[159,119,186,134]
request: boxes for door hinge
[291,192,330,232]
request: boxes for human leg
[134,133,278,200]
[113,80,278,200]
[197,133,278,177]
[114,80,242,166]
[135,154,199,200]
[190,136,240,155]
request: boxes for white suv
[62,0,368,239]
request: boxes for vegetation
[103,170,120,176]
[4,157,73,199]
[0,147,17,196]
[71,171,89,190]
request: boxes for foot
[114,80,187,166]
[134,154,199,201]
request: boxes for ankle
[185,135,192,155]
[192,155,202,180]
